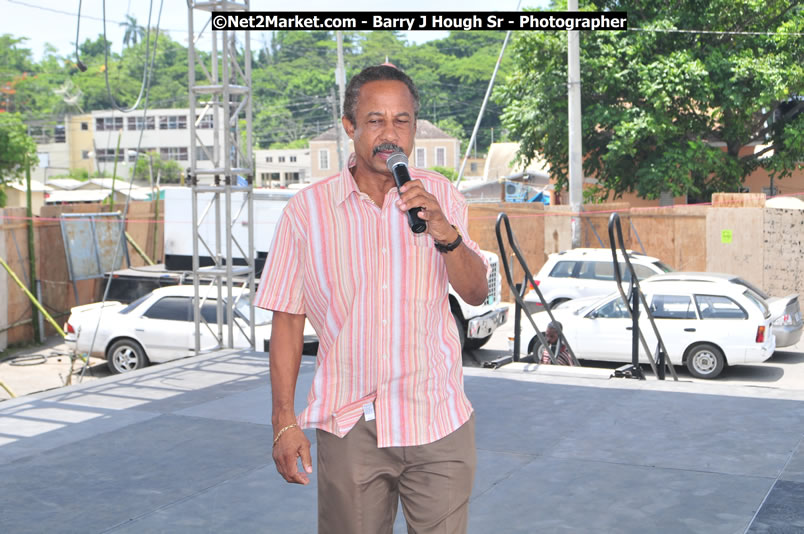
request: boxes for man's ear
[342,116,355,139]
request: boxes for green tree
[498,0,804,202]
[132,151,182,184]
[0,113,38,206]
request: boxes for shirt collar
[335,153,362,206]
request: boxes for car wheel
[464,335,492,350]
[685,343,725,379]
[525,336,543,362]
[107,339,149,374]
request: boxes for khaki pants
[316,414,476,534]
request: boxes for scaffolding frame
[187,1,255,353]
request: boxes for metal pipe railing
[494,213,580,367]
[608,213,678,381]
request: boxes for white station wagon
[520,280,776,379]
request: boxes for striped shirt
[255,158,487,447]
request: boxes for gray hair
[547,321,563,332]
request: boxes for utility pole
[335,31,349,169]
[568,0,583,248]
[25,155,41,343]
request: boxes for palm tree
[120,15,145,48]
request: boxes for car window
[119,293,151,315]
[694,294,747,320]
[633,263,660,280]
[742,289,770,319]
[591,296,631,319]
[142,296,191,321]
[732,277,770,300]
[650,294,696,319]
[200,301,228,323]
[548,261,577,278]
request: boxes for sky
[2,0,551,60]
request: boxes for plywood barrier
[712,192,767,208]
[706,208,764,288]
[2,201,163,346]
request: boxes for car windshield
[232,295,272,325]
[119,293,150,314]
[742,289,771,319]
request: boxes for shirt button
[382,284,387,289]
[382,320,387,325]
[382,354,388,359]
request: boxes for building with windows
[29,114,95,182]
[308,119,459,181]
[254,148,310,188]
[91,108,224,177]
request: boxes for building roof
[46,190,112,203]
[6,180,53,193]
[45,178,90,191]
[310,119,453,142]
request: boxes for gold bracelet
[272,423,298,447]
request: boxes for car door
[692,294,750,363]
[573,294,635,362]
[134,296,193,362]
[643,293,699,365]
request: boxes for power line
[629,27,804,37]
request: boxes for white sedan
[65,285,273,374]
[519,280,776,379]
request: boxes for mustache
[372,143,404,156]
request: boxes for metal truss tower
[187,1,255,353]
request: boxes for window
[160,147,188,161]
[196,114,214,129]
[592,297,630,319]
[319,149,329,170]
[650,294,696,319]
[127,116,155,131]
[81,150,90,160]
[95,117,123,131]
[435,146,446,167]
[81,122,88,131]
[415,147,426,167]
[290,155,297,162]
[694,295,747,320]
[142,297,191,321]
[470,162,478,173]
[196,146,211,161]
[265,156,273,163]
[549,261,577,278]
[95,148,119,163]
[278,156,286,163]
[120,294,151,314]
[159,115,187,130]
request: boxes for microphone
[386,151,427,234]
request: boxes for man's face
[342,80,417,179]
[545,327,559,344]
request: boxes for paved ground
[2,333,804,532]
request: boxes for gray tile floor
[2,350,803,533]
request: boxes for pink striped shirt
[255,159,486,447]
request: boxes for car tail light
[65,322,75,334]
[528,280,540,290]
[756,326,765,343]
[773,314,791,326]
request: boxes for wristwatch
[434,225,463,253]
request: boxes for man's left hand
[396,180,456,243]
